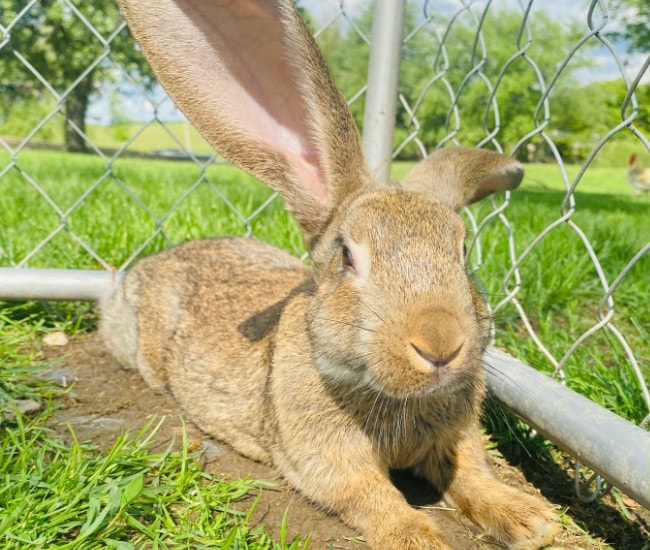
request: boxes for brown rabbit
[101,1,557,548]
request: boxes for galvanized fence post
[362,0,406,181]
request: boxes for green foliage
[0,97,59,141]
[1,2,647,164]
[399,7,594,156]
[316,2,649,162]
[316,1,373,129]
[0,0,154,152]
[551,78,650,158]
[611,0,650,53]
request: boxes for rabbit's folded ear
[116,0,371,239]
[401,147,524,211]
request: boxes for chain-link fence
[1,0,649,505]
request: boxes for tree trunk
[64,78,92,153]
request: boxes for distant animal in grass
[628,154,650,195]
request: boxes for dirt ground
[38,332,649,550]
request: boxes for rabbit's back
[100,237,311,463]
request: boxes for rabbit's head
[117,0,523,398]
[306,148,522,398]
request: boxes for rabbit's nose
[407,309,465,374]
[409,338,463,373]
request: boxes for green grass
[0,308,308,549]
[468,177,649,424]
[1,110,214,156]
[0,150,303,270]
[1,417,279,549]
[0,150,310,546]
[84,121,215,156]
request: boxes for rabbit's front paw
[477,487,557,550]
[370,513,451,550]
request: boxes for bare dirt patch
[38,332,647,549]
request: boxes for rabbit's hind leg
[99,270,174,393]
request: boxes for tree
[611,0,650,53]
[315,1,373,130]
[0,0,155,152]
[312,2,596,159]
[401,7,595,157]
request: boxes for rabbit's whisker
[402,397,409,443]
[481,361,539,456]
[364,391,384,436]
[316,316,377,333]
[358,299,386,324]
[482,358,532,396]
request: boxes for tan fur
[104,1,557,547]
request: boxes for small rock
[2,399,42,421]
[200,440,223,460]
[91,417,128,428]
[17,399,42,415]
[43,331,69,346]
[40,367,75,387]
[65,415,126,428]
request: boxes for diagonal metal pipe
[485,347,650,509]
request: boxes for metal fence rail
[1,0,649,506]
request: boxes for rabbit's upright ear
[116,0,371,240]
[401,147,524,211]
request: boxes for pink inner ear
[157,0,328,203]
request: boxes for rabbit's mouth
[313,351,478,399]
[409,341,463,385]
[357,304,483,398]
[369,353,481,398]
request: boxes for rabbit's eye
[341,245,354,271]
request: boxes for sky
[303,0,648,83]
[87,0,649,125]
